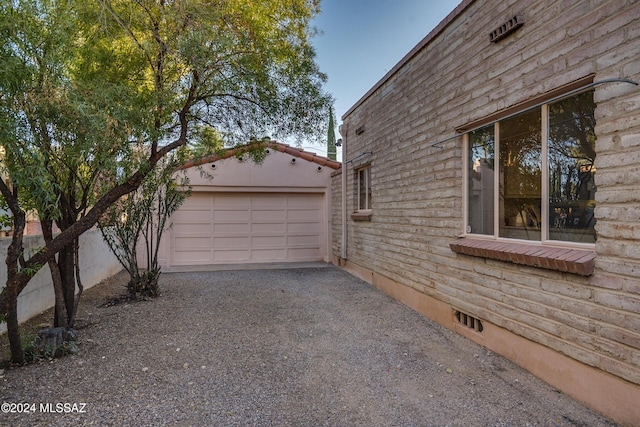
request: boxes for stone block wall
[335,0,640,423]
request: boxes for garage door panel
[287,194,317,206]
[252,236,286,247]
[173,223,212,235]
[214,223,249,234]
[170,192,325,265]
[288,223,321,234]
[174,236,212,249]
[252,194,286,206]
[252,223,286,233]
[215,210,250,221]
[287,210,320,222]
[182,194,214,208]
[172,250,212,264]
[252,249,286,260]
[252,211,286,222]
[172,210,212,223]
[287,234,319,245]
[215,236,250,248]
[214,249,251,262]
[215,194,251,207]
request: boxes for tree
[99,156,190,299]
[0,0,122,362]
[0,0,332,364]
[327,106,337,160]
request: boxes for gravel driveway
[1,264,617,426]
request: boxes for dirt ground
[0,266,619,426]
[0,270,131,365]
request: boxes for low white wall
[0,228,122,334]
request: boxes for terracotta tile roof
[178,141,341,171]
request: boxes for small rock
[142,367,149,372]
[183,363,189,369]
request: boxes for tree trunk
[57,242,77,327]
[41,219,68,328]
[69,238,83,328]
[50,260,68,328]
[5,210,27,364]
[5,282,23,365]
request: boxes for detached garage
[157,142,340,268]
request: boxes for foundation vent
[454,310,484,333]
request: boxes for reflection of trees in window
[548,90,596,242]
[470,127,495,167]
[499,108,542,240]
[465,90,596,244]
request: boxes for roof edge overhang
[178,141,341,171]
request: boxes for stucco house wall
[333,1,640,424]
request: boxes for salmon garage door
[169,192,325,265]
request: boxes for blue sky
[305,0,462,159]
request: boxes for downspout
[339,124,348,261]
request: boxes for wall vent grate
[454,310,484,333]
[489,14,525,43]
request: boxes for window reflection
[548,91,597,243]
[499,108,542,240]
[467,127,494,235]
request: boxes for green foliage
[93,0,333,146]
[99,156,190,299]
[22,332,77,364]
[0,0,136,221]
[0,197,12,230]
[21,333,39,364]
[327,106,337,160]
[176,126,225,164]
[127,269,161,300]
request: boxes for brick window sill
[449,238,595,276]
[351,210,372,221]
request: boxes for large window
[465,90,596,244]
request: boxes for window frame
[462,91,596,250]
[352,164,372,221]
